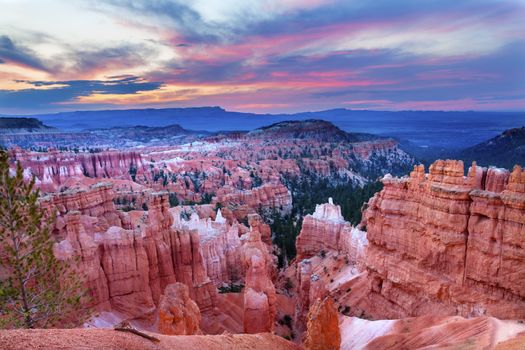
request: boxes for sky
[0,0,524,114]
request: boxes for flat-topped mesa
[296,198,366,261]
[358,159,525,319]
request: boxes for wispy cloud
[0,0,524,112]
[0,76,163,110]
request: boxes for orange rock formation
[304,297,341,350]
[158,283,201,335]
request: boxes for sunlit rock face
[304,297,341,350]
[45,179,280,334]
[339,315,525,349]
[359,160,525,319]
[291,160,525,347]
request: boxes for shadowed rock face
[248,119,358,143]
[0,117,53,130]
[459,126,525,169]
[242,227,277,334]
[158,283,201,335]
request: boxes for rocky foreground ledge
[0,329,300,350]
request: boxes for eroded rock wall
[46,183,217,321]
[360,161,525,318]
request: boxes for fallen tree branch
[114,321,160,343]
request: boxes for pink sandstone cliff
[291,161,525,346]
[360,160,525,319]
[45,180,279,335]
[213,183,292,219]
[11,148,145,192]
[339,315,525,349]
[293,198,367,334]
[172,208,244,287]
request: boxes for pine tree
[0,151,84,328]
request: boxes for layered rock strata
[292,160,525,343]
[47,183,217,321]
[213,183,292,219]
[360,160,525,319]
[173,208,244,286]
[293,198,367,333]
[11,148,145,191]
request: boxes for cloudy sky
[0,0,524,114]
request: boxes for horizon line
[1,105,524,117]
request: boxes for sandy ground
[0,328,301,350]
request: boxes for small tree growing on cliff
[0,152,84,328]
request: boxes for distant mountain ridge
[4,107,524,150]
[0,117,53,132]
[458,126,525,168]
[90,124,211,143]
